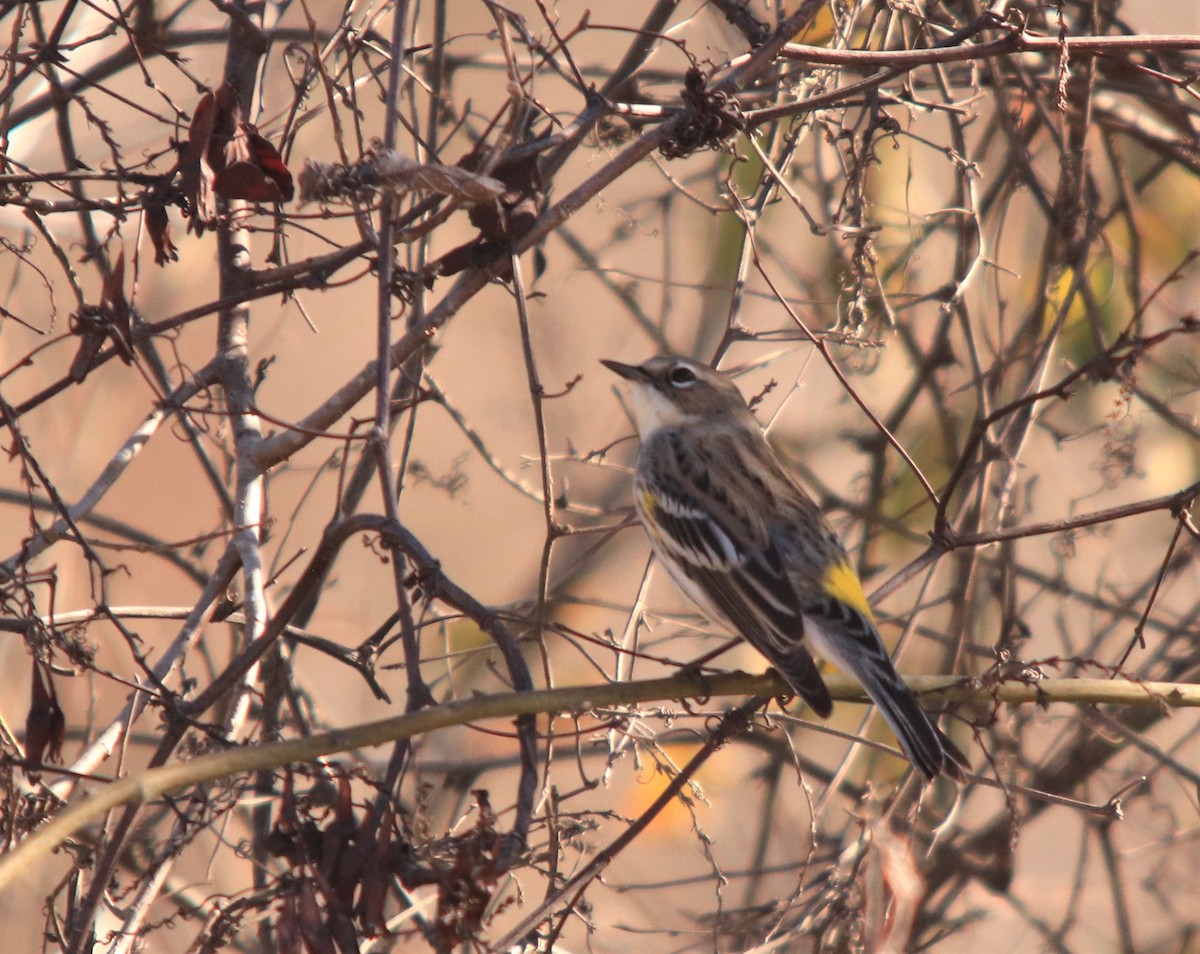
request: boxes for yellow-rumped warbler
[602,355,968,781]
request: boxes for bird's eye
[668,366,697,387]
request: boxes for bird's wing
[638,477,833,716]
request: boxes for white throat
[625,382,697,438]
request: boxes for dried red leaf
[180,82,292,232]
[296,879,336,954]
[276,892,303,954]
[463,151,541,243]
[334,774,354,824]
[321,777,363,908]
[179,85,227,233]
[68,251,134,381]
[214,125,294,202]
[181,87,219,174]
[425,149,544,282]
[145,199,178,265]
[25,660,65,776]
[67,321,108,383]
[101,251,133,363]
[266,771,305,865]
[312,867,362,953]
[434,790,502,947]
[357,807,393,935]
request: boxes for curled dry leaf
[298,145,504,205]
[214,122,295,204]
[180,82,293,233]
[401,160,506,203]
[434,790,503,948]
[426,149,544,281]
[296,878,336,954]
[863,821,926,954]
[24,660,65,778]
[659,66,741,160]
[145,196,179,265]
[68,250,134,382]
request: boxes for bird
[602,355,968,781]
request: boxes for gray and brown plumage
[603,355,968,781]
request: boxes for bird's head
[601,356,753,438]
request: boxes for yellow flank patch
[823,560,874,620]
[638,488,665,543]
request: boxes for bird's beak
[600,359,648,383]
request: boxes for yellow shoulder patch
[639,487,658,516]
[822,560,874,620]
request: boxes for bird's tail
[864,666,968,782]
[804,599,968,781]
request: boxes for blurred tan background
[2,1,1200,950]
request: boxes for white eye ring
[668,366,697,387]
